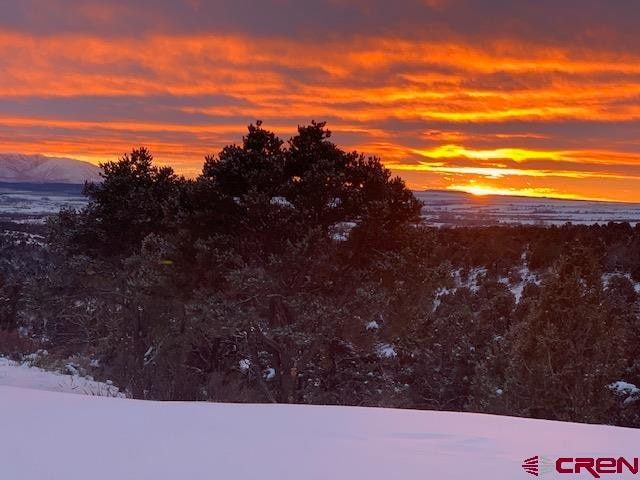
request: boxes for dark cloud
[1,0,639,51]
[0,95,251,123]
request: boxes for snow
[270,196,293,208]
[609,380,640,406]
[603,272,640,294]
[1,230,46,246]
[509,264,540,303]
[1,385,640,480]
[0,153,101,183]
[265,367,276,380]
[376,343,397,358]
[365,320,380,330]
[327,197,342,208]
[610,380,638,394]
[10,217,47,225]
[239,358,251,373]
[330,221,357,242]
[438,262,539,306]
[0,182,88,218]
[0,191,87,215]
[416,190,640,226]
[332,231,349,242]
[451,267,487,293]
[0,357,122,397]
[432,286,452,311]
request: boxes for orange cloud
[2,29,640,200]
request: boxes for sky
[2,0,640,201]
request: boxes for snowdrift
[0,357,122,397]
[1,383,640,480]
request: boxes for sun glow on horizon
[447,184,616,202]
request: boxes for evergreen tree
[500,247,622,423]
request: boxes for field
[417,190,640,227]
[0,182,87,225]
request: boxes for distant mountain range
[0,154,101,184]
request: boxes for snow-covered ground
[417,190,640,226]
[0,182,88,225]
[0,357,122,397]
[1,360,639,480]
[0,192,87,214]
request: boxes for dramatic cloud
[1,0,640,200]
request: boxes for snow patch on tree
[239,359,251,373]
[375,343,397,359]
[365,321,380,331]
[609,381,640,406]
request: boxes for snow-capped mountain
[0,153,101,184]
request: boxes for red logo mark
[522,456,540,476]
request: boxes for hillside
[0,375,638,479]
[0,153,101,184]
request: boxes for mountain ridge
[0,153,101,184]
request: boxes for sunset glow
[447,184,612,201]
[3,1,640,201]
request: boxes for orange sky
[2,1,640,201]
